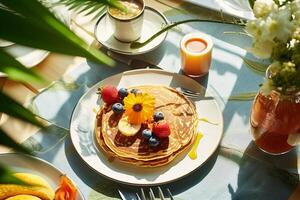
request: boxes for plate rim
[94,6,169,55]
[0,152,86,200]
[69,69,224,186]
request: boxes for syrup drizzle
[188,118,218,160]
[197,118,218,125]
[188,132,203,160]
[93,107,98,114]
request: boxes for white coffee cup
[108,0,145,42]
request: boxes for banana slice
[0,173,54,200]
[6,195,42,200]
[118,117,141,136]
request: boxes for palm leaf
[242,57,269,76]
[0,129,31,154]
[229,92,257,101]
[130,19,242,49]
[56,0,126,19]
[0,0,114,66]
[248,0,255,9]
[0,50,46,85]
[0,164,26,185]
[0,91,43,127]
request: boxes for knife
[107,50,162,70]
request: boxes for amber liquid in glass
[180,37,211,77]
[250,91,300,154]
[185,39,207,53]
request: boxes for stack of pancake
[95,86,198,167]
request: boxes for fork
[176,87,203,99]
[136,187,174,200]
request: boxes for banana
[118,117,141,136]
[6,195,41,200]
[0,173,55,200]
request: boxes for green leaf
[0,129,31,154]
[0,0,114,66]
[248,0,255,9]
[0,163,26,185]
[0,50,46,84]
[242,57,269,76]
[52,0,127,21]
[223,31,250,37]
[229,92,257,101]
[130,19,243,49]
[0,91,43,127]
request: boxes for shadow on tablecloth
[225,142,298,200]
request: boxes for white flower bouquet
[246,0,300,92]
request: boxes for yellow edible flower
[123,92,155,124]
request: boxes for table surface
[0,0,300,200]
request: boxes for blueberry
[118,88,128,99]
[130,89,142,95]
[112,103,124,114]
[149,136,160,147]
[142,129,152,139]
[153,111,164,122]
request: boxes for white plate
[186,0,254,20]
[70,69,223,186]
[0,153,85,200]
[94,7,168,55]
[0,39,14,47]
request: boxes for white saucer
[0,39,14,47]
[94,7,168,55]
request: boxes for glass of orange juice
[180,32,213,77]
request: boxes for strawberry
[100,85,119,105]
[152,121,171,138]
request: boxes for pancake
[95,85,198,167]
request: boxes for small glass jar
[250,84,300,155]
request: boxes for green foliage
[269,42,300,91]
[248,0,293,8]
[0,0,128,185]
[0,50,46,84]
[242,57,269,76]
[229,92,257,101]
[248,0,255,8]
[271,41,292,61]
[0,129,31,154]
[0,0,114,66]
[272,62,300,90]
[292,42,300,67]
[0,92,43,128]
[130,19,240,49]
[56,0,126,19]
[0,164,27,185]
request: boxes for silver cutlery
[175,87,203,99]
[119,187,174,200]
